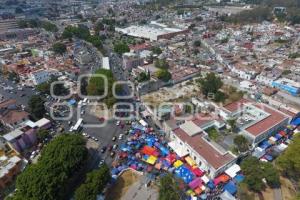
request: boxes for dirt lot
[281,176,297,200]
[106,169,142,200]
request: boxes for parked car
[100,146,107,153]
[113,144,118,150]
[112,136,116,141]
[108,145,113,151]
[110,151,115,157]
[98,159,105,167]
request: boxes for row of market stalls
[253,115,300,162]
[110,120,245,199]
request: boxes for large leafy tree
[13,134,88,200]
[277,134,300,179]
[233,135,249,152]
[159,174,180,200]
[28,95,45,119]
[198,72,223,97]
[241,157,280,192]
[155,69,172,82]
[113,42,129,54]
[52,42,66,55]
[75,165,110,200]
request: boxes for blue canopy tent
[259,140,271,150]
[234,174,245,183]
[68,99,76,106]
[291,117,300,126]
[224,181,237,195]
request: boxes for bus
[72,118,83,132]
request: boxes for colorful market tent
[141,146,158,156]
[165,153,177,164]
[174,160,184,168]
[185,156,196,167]
[291,117,300,126]
[201,175,210,184]
[225,164,241,178]
[192,167,205,177]
[259,140,271,150]
[234,174,245,183]
[213,174,230,185]
[219,190,236,200]
[188,177,203,189]
[224,181,237,195]
[146,155,157,165]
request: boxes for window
[180,142,182,145]
[193,156,196,161]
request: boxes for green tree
[14,134,87,200]
[277,134,300,179]
[159,174,180,200]
[151,46,162,55]
[233,135,249,152]
[198,72,223,97]
[193,40,201,47]
[241,157,280,192]
[74,165,110,200]
[227,119,237,132]
[155,69,172,82]
[28,95,45,119]
[52,42,66,55]
[37,129,50,142]
[137,72,150,82]
[154,59,169,69]
[113,42,130,54]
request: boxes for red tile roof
[173,127,236,170]
[245,104,289,137]
[223,98,251,113]
[0,110,29,125]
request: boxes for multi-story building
[30,69,50,85]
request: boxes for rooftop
[173,127,236,170]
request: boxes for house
[2,118,51,153]
[0,154,22,190]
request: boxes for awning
[168,141,189,157]
[201,175,210,184]
[185,156,196,167]
[225,164,241,178]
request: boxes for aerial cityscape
[0,0,300,199]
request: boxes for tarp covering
[225,164,241,178]
[189,177,203,189]
[185,156,196,166]
[259,140,271,149]
[174,160,183,168]
[201,175,210,184]
[234,174,245,183]
[220,190,236,200]
[192,167,205,177]
[224,181,237,195]
[165,153,177,164]
[146,155,157,165]
[213,174,230,185]
[141,146,158,156]
[291,117,300,126]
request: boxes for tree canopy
[241,157,280,192]
[233,135,249,152]
[87,69,120,108]
[154,59,169,69]
[113,42,130,54]
[74,165,110,200]
[13,134,88,200]
[17,19,58,32]
[198,72,223,99]
[62,26,102,50]
[155,69,172,82]
[28,95,45,119]
[277,134,300,179]
[159,174,181,200]
[52,42,66,55]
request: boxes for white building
[30,69,50,85]
[102,57,110,70]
